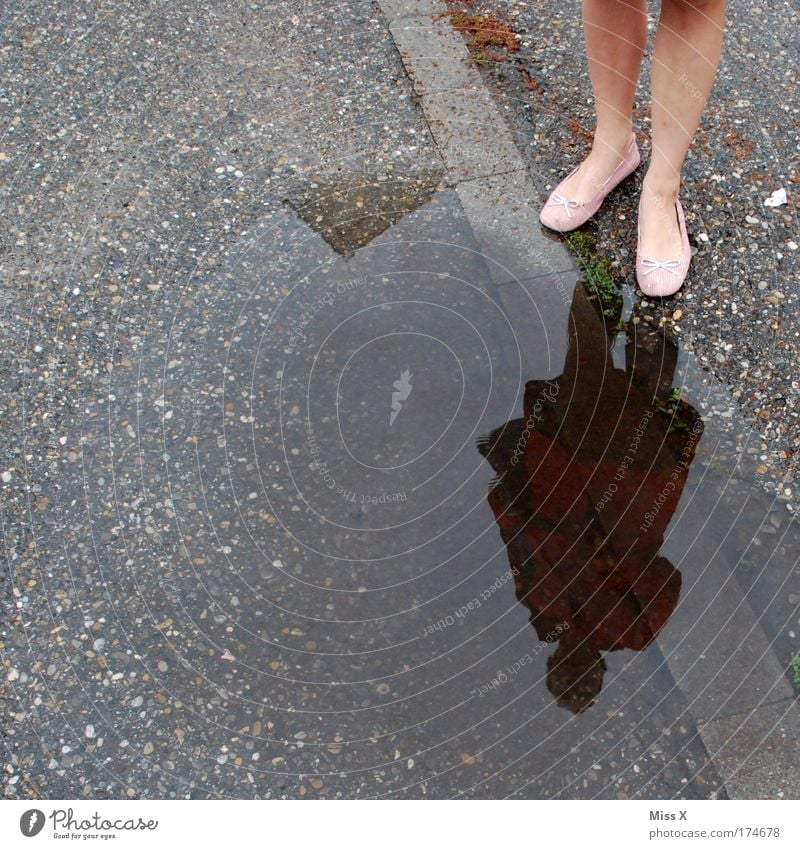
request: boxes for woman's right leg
[557,0,648,203]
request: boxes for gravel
[455,0,799,498]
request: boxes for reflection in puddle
[479,282,704,713]
[285,170,445,254]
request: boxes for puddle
[18,170,800,800]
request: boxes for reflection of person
[478,283,703,713]
[539,0,727,297]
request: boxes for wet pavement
[2,0,799,800]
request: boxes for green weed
[564,231,622,321]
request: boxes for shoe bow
[639,257,682,276]
[547,192,582,218]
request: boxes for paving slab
[387,14,484,96]
[380,0,445,23]
[414,86,527,181]
[698,698,800,799]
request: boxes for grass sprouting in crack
[791,652,800,688]
[564,231,622,321]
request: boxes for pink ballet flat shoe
[636,196,691,297]
[539,132,640,232]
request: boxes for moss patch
[653,387,683,416]
[564,231,622,321]
[653,388,694,433]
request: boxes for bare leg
[557,0,648,203]
[639,0,726,259]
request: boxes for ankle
[641,173,680,201]
[592,124,634,155]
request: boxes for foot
[636,181,691,298]
[637,180,683,261]
[554,129,637,203]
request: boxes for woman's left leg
[639,0,727,261]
